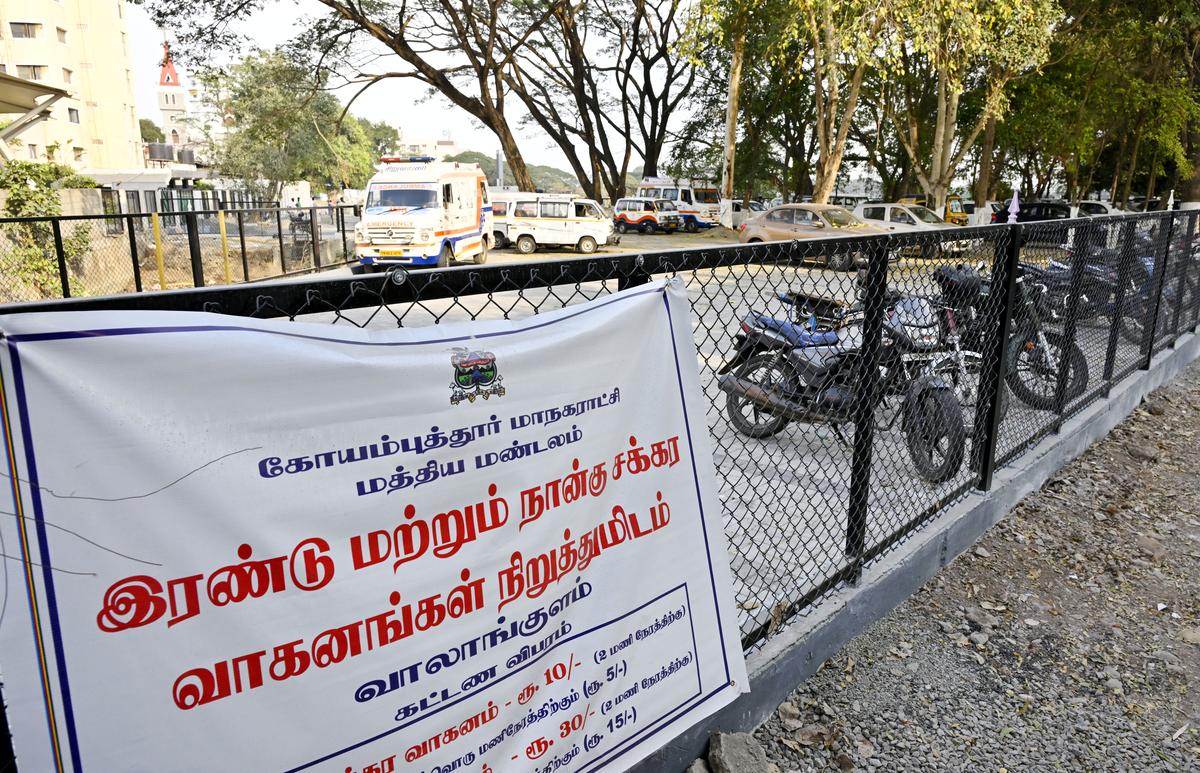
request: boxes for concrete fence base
[632,329,1200,772]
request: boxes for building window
[28,144,38,160]
[17,65,44,81]
[73,147,84,162]
[10,23,40,39]
[0,65,6,74]
[57,27,67,43]
[62,67,71,83]
[170,130,179,144]
[68,108,79,123]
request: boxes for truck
[635,176,721,231]
[353,156,493,269]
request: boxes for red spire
[159,42,181,88]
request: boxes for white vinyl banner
[0,278,747,772]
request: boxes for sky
[126,1,570,168]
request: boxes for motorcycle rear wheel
[904,386,966,483]
[725,352,791,438]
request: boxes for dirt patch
[753,358,1200,771]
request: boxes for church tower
[157,42,189,147]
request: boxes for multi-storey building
[0,0,140,169]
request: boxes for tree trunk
[1187,114,1200,202]
[973,115,996,205]
[1144,145,1159,202]
[496,121,535,192]
[720,25,746,228]
[1108,132,1127,205]
[1119,128,1142,208]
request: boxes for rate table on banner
[0,279,747,772]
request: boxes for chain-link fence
[0,205,362,304]
[4,211,1198,655]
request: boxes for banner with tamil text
[0,278,746,772]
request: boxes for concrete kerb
[631,328,1200,773]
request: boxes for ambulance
[354,157,493,269]
[635,176,721,231]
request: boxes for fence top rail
[0,208,1171,229]
[1,223,1004,317]
[0,212,1183,317]
[0,203,362,226]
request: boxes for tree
[139,118,166,143]
[497,0,698,200]
[783,0,883,203]
[145,0,561,192]
[359,119,401,158]
[0,161,96,300]
[195,51,375,200]
[882,0,1061,209]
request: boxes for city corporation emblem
[450,347,505,405]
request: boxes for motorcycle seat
[932,266,982,305]
[749,313,840,347]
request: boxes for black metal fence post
[184,211,205,288]
[1169,211,1198,341]
[1051,221,1089,427]
[617,255,650,290]
[844,235,891,582]
[1140,213,1176,368]
[973,224,1023,491]
[1102,219,1138,394]
[1190,212,1200,332]
[126,214,143,292]
[338,206,348,261]
[237,211,249,282]
[51,218,70,298]
[309,205,322,270]
[276,209,288,274]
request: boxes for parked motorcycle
[932,265,1088,411]
[716,289,967,483]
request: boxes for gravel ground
[751,357,1200,772]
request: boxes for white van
[491,192,616,254]
[354,156,493,268]
[635,176,721,231]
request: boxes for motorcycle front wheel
[903,386,966,483]
[1005,330,1088,410]
[923,352,1010,431]
[1118,296,1151,345]
[725,352,791,438]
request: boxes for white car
[852,202,970,256]
[730,199,765,228]
[491,192,616,254]
[1070,200,1122,218]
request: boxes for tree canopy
[147,0,1200,206]
[193,51,385,200]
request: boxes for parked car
[612,197,682,234]
[1071,200,1121,218]
[491,192,617,254]
[730,199,766,228]
[989,199,1071,224]
[898,194,970,225]
[738,203,888,270]
[968,200,1004,226]
[852,201,971,257]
